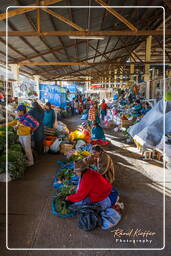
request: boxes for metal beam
[43,8,85,31]
[0,0,63,21]
[95,0,137,31]
[1,30,168,36]
[17,61,167,66]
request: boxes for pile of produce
[66,150,90,162]
[54,181,76,216]
[56,168,74,182]
[0,127,26,180]
[0,103,16,124]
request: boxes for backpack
[70,203,102,231]
[79,208,99,231]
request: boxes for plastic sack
[128,100,171,147]
[0,173,12,182]
[81,113,88,120]
[75,140,86,150]
[53,176,63,189]
[57,121,69,134]
[50,138,61,152]
[69,130,84,141]
[101,208,121,230]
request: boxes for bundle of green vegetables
[0,126,26,179]
[54,181,76,215]
[0,126,19,152]
[0,149,26,179]
[56,168,74,182]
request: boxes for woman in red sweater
[66,160,118,210]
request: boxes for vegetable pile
[66,150,90,162]
[0,127,26,180]
[54,181,76,216]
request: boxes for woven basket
[60,143,73,155]
[121,120,134,128]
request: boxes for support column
[146,81,150,99]
[109,70,111,88]
[59,80,63,87]
[33,75,40,99]
[114,68,117,88]
[130,58,135,82]
[10,64,20,82]
[168,69,171,78]
[144,36,152,81]
[120,69,123,89]
[10,64,20,98]
[85,76,89,92]
[144,36,152,98]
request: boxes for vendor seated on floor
[83,145,115,184]
[91,121,105,140]
[65,160,118,210]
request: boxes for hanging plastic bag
[50,138,62,152]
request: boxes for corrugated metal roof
[0,0,170,80]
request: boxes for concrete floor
[0,115,171,256]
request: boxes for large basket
[121,120,134,128]
[60,143,73,155]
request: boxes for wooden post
[9,64,20,98]
[144,36,152,82]
[37,2,41,33]
[109,70,111,88]
[33,75,40,99]
[130,57,135,82]
[144,36,152,99]
[114,68,117,88]
[120,69,123,89]
[59,80,63,87]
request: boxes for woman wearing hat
[65,160,118,210]
[0,104,39,166]
[83,146,115,184]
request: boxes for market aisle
[1,115,171,255]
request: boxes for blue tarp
[39,84,67,107]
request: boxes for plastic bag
[75,140,86,150]
[0,173,12,182]
[81,113,88,120]
[101,208,121,230]
[50,138,61,152]
[128,100,171,147]
[69,130,84,141]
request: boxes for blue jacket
[43,109,55,128]
[91,125,105,140]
